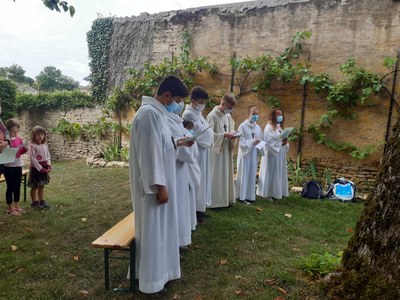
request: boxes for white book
[0,147,18,164]
[255,140,266,150]
[277,127,294,139]
[232,130,242,137]
[179,125,212,143]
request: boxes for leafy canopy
[35,66,79,92]
[13,0,75,17]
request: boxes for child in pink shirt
[28,126,51,208]
[4,119,28,216]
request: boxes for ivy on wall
[230,31,395,159]
[87,17,114,102]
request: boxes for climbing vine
[303,58,392,158]
[87,17,114,102]
[122,30,217,104]
[230,31,395,159]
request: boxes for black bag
[301,180,324,199]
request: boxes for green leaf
[362,87,372,96]
[383,56,397,68]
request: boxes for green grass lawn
[0,160,364,300]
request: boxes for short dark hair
[222,93,237,107]
[5,118,20,130]
[182,119,194,130]
[156,75,189,98]
[190,86,209,101]
[248,105,257,113]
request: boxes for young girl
[4,119,28,216]
[28,126,51,208]
[256,108,289,200]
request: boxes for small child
[28,126,51,208]
[4,118,28,216]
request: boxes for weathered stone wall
[17,107,119,163]
[103,0,400,190]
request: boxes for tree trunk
[327,116,400,298]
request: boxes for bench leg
[129,240,136,292]
[104,249,110,290]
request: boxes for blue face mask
[173,101,184,115]
[188,129,195,135]
[166,100,183,114]
[276,115,283,123]
[250,115,259,123]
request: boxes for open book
[233,130,242,137]
[179,125,212,143]
[277,127,294,139]
[0,147,18,164]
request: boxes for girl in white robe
[256,108,290,200]
[235,106,263,203]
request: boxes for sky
[0,0,250,86]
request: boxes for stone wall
[102,0,400,190]
[17,107,118,163]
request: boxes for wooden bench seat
[92,212,136,291]
[0,169,29,202]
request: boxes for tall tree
[36,66,79,92]
[327,115,400,298]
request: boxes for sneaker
[6,208,20,216]
[31,201,40,208]
[15,206,25,214]
[39,200,49,208]
[240,200,250,205]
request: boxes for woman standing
[256,108,289,200]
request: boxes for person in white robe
[182,120,201,231]
[206,93,239,208]
[235,105,263,204]
[182,87,214,222]
[129,75,189,294]
[256,108,290,200]
[166,106,197,247]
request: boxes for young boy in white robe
[129,75,191,294]
[256,108,290,200]
[183,119,201,230]
[235,105,263,204]
[206,94,240,208]
[166,104,197,248]
[182,87,213,223]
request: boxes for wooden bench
[0,169,29,202]
[91,212,136,292]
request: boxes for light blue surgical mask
[250,115,259,123]
[165,100,181,114]
[188,129,195,135]
[164,100,178,112]
[172,101,184,115]
[276,115,283,123]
